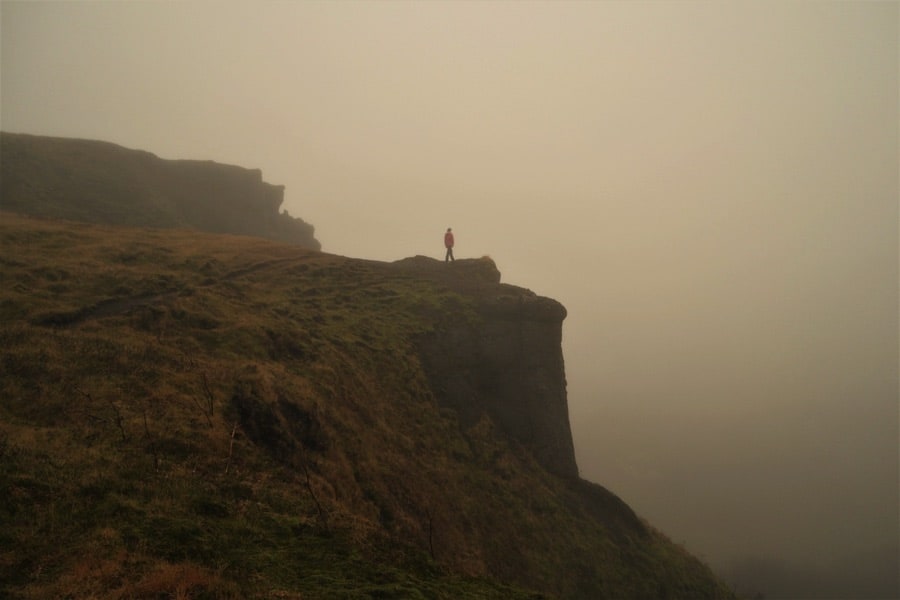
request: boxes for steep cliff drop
[392,256,578,478]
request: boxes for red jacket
[444,231,454,248]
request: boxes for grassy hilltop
[0,212,733,599]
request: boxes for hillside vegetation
[0,212,734,598]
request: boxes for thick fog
[2,2,897,597]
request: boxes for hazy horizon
[2,2,897,597]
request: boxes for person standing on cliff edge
[444,227,455,262]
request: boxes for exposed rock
[390,254,501,285]
[403,256,578,478]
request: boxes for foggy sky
[2,2,897,596]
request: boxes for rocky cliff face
[0,132,320,249]
[393,256,578,478]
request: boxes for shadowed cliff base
[391,256,578,479]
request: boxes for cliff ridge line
[0,131,320,249]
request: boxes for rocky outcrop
[0,132,320,249]
[396,256,579,478]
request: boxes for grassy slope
[0,213,733,599]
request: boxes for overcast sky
[2,2,897,596]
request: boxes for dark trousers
[445,247,454,262]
